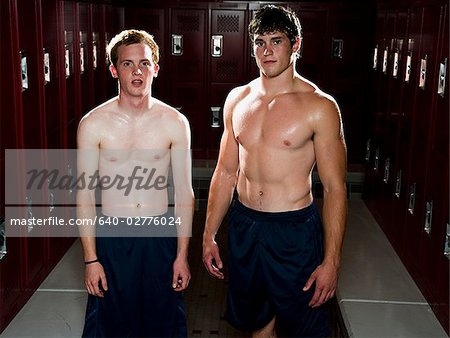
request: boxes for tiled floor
[1,200,448,337]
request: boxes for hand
[85,262,108,298]
[202,238,224,279]
[172,257,191,291]
[303,261,338,307]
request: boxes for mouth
[131,79,143,85]
[263,60,276,64]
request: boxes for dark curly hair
[249,5,302,53]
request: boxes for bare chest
[99,117,171,164]
[233,96,313,149]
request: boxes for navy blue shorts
[225,199,330,337]
[82,216,187,337]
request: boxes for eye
[141,61,151,67]
[273,39,282,45]
[254,41,264,48]
[122,61,132,68]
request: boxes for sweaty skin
[203,31,347,317]
[77,43,194,298]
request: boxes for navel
[259,190,264,196]
[137,203,141,208]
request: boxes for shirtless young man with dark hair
[202,5,347,337]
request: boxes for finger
[100,274,108,291]
[213,253,223,270]
[309,288,322,307]
[172,272,180,289]
[303,275,315,291]
[203,256,224,279]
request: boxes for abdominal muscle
[236,146,315,212]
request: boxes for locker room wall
[0,0,123,331]
[364,0,449,333]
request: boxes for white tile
[338,200,427,303]
[1,291,87,338]
[340,300,448,338]
[39,240,85,290]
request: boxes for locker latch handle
[211,107,221,128]
[424,200,433,235]
[373,147,379,172]
[437,58,447,97]
[395,170,402,198]
[383,157,390,184]
[365,138,371,162]
[172,35,183,56]
[26,196,33,232]
[444,223,450,259]
[0,216,6,261]
[211,35,223,57]
[408,183,416,215]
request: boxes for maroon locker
[79,2,95,117]
[364,10,387,205]
[124,7,167,101]
[381,10,409,246]
[41,0,68,149]
[91,4,108,105]
[64,1,81,148]
[403,3,442,278]
[419,4,449,332]
[16,0,50,291]
[390,6,423,256]
[294,9,328,89]
[0,0,25,332]
[170,8,207,158]
[208,7,247,157]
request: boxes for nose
[263,46,273,56]
[133,67,142,75]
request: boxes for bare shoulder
[153,98,190,129]
[77,97,118,138]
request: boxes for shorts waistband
[231,198,317,222]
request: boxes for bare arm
[202,89,240,279]
[304,96,347,307]
[76,113,108,297]
[170,113,194,291]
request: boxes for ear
[292,37,301,54]
[109,64,118,78]
[153,63,160,78]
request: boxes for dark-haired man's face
[253,32,299,78]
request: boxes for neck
[117,91,155,115]
[258,60,297,96]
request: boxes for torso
[89,98,178,217]
[232,78,321,212]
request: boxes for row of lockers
[0,0,123,331]
[363,0,448,333]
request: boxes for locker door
[41,0,67,149]
[125,7,167,101]
[16,0,49,291]
[79,2,94,116]
[420,4,449,332]
[403,4,442,279]
[170,8,207,158]
[295,9,327,89]
[208,8,247,157]
[64,1,81,148]
[0,0,25,332]
[382,10,409,245]
[391,6,423,259]
[91,4,107,105]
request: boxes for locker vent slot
[177,15,200,32]
[217,15,240,33]
[216,61,239,78]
